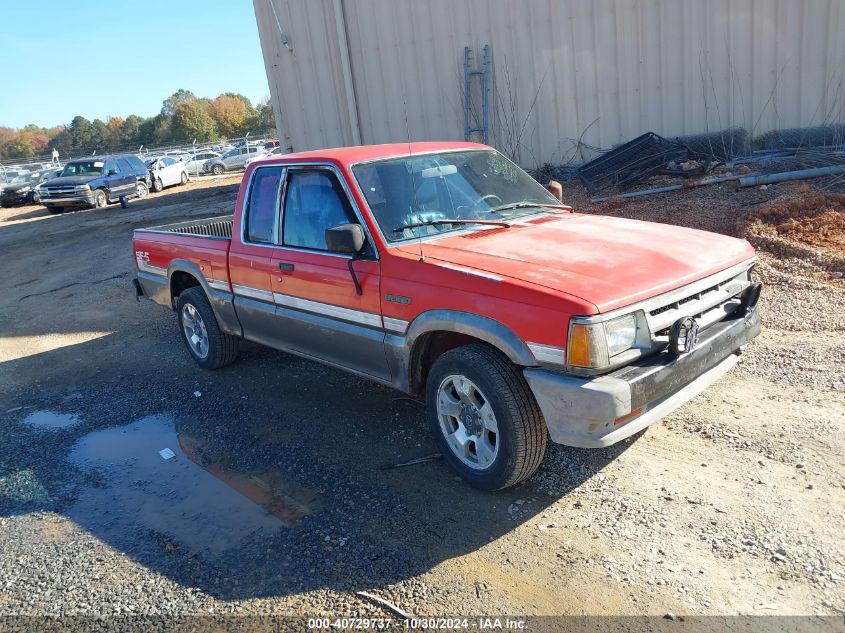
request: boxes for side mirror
[107,169,117,176]
[325,223,365,254]
[546,180,563,201]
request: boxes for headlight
[567,313,640,370]
[75,184,91,191]
[19,186,31,193]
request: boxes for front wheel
[211,164,225,176]
[93,189,108,208]
[152,177,163,193]
[180,171,188,185]
[136,181,149,198]
[176,287,239,369]
[425,344,547,490]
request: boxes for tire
[176,286,239,370]
[47,206,64,214]
[152,177,163,193]
[180,171,188,185]
[93,189,108,208]
[425,344,547,490]
[211,164,225,175]
[136,181,149,199]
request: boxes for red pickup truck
[133,142,761,490]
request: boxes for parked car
[132,142,762,490]
[147,156,189,192]
[263,139,280,150]
[244,146,282,167]
[0,171,42,206]
[39,154,151,213]
[184,150,220,175]
[204,146,266,175]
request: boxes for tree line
[0,89,276,161]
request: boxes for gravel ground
[0,173,842,621]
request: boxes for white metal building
[253,0,845,167]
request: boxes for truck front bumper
[40,194,97,206]
[524,306,761,448]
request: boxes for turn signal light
[568,324,591,367]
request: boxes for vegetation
[0,90,276,162]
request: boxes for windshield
[61,161,104,177]
[352,150,558,242]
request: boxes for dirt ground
[0,172,843,620]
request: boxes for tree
[161,89,197,117]
[106,117,124,152]
[172,100,219,143]
[5,130,35,159]
[69,116,93,153]
[209,93,255,139]
[251,99,277,136]
[120,115,144,149]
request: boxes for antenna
[403,96,424,262]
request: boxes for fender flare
[404,309,537,367]
[167,259,243,337]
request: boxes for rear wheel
[425,344,547,490]
[93,189,107,208]
[176,287,239,370]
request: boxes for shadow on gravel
[0,331,632,602]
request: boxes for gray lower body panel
[524,307,761,448]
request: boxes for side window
[105,160,120,174]
[161,157,175,167]
[245,167,282,243]
[282,170,355,251]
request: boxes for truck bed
[138,215,233,239]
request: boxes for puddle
[68,414,317,562]
[22,410,80,430]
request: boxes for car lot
[0,176,843,618]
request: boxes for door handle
[278,262,295,274]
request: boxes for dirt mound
[749,188,845,252]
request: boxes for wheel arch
[167,260,242,337]
[403,310,537,396]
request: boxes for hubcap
[137,183,147,197]
[181,303,209,359]
[436,374,499,470]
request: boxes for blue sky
[0,1,269,129]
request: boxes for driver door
[269,166,388,380]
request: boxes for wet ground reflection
[67,415,318,563]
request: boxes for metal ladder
[463,45,490,143]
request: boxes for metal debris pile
[538,124,845,200]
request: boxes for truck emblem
[669,317,699,355]
[385,294,411,304]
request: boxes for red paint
[134,142,756,355]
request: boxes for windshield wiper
[392,218,510,233]
[489,202,571,214]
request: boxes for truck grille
[644,264,753,341]
[41,186,78,198]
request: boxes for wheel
[176,287,239,370]
[180,171,188,185]
[93,189,108,208]
[425,344,547,490]
[152,177,163,193]
[136,181,149,198]
[211,164,225,176]
[47,206,64,214]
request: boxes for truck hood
[406,213,756,313]
[42,175,100,187]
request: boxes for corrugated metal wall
[253,0,845,167]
